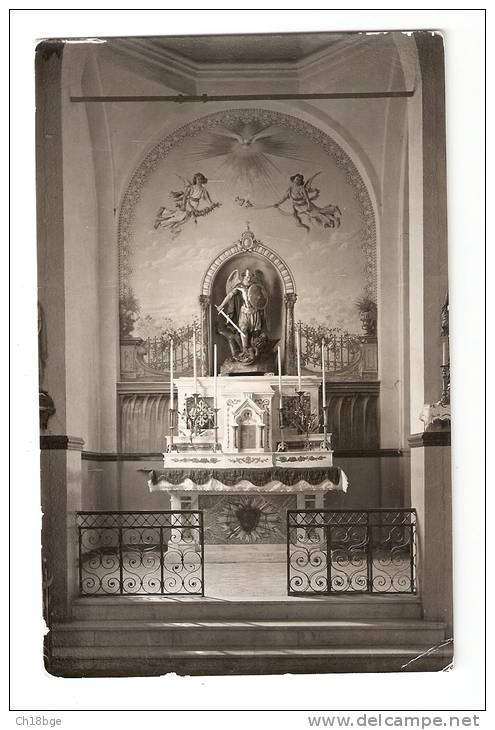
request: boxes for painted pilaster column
[199,295,210,376]
[40,435,84,623]
[284,292,297,375]
[407,33,452,636]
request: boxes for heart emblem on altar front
[235,504,261,534]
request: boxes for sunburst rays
[188,121,310,192]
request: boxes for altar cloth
[148,466,348,493]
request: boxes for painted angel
[216,268,269,364]
[236,172,342,233]
[154,172,221,237]
[273,173,342,232]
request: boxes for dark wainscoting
[119,391,170,453]
[326,382,380,451]
[117,381,380,453]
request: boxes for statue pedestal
[220,356,275,375]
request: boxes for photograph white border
[8,5,487,719]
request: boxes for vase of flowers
[355,294,377,337]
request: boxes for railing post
[118,525,123,595]
[159,525,165,594]
[367,511,372,592]
[410,511,417,593]
[326,521,332,595]
[199,511,205,597]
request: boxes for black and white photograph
[35,27,453,677]
[9,6,486,720]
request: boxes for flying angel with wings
[238,172,342,233]
[153,172,221,238]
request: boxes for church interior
[37,30,452,676]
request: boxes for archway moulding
[118,107,377,300]
[200,225,296,300]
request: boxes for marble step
[204,544,286,563]
[51,618,445,649]
[47,643,453,676]
[72,596,423,621]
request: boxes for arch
[200,226,296,299]
[197,226,298,376]
[118,107,377,301]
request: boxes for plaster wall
[59,35,413,469]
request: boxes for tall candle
[213,344,218,409]
[192,327,197,392]
[296,326,302,391]
[169,338,174,415]
[321,339,326,408]
[277,346,283,405]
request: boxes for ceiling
[103,32,354,67]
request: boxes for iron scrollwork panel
[287,511,328,595]
[163,512,204,595]
[368,511,416,593]
[77,511,204,596]
[328,521,369,593]
[287,510,417,596]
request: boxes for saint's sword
[215,305,244,336]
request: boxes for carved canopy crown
[200,226,297,299]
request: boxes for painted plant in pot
[355,294,377,337]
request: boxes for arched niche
[198,227,298,375]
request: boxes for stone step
[51,618,444,649]
[72,596,423,621]
[204,544,286,563]
[47,643,453,676]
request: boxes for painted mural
[118,108,376,344]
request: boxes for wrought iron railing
[297,323,362,373]
[287,509,416,595]
[138,322,362,376]
[77,511,204,596]
[141,323,200,374]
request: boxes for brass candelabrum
[294,390,320,450]
[183,393,220,448]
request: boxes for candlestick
[169,338,174,412]
[213,344,218,409]
[277,346,282,400]
[192,327,197,392]
[296,325,302,391]
[321,339,326,408]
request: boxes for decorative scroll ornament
[77,511,204,596]
[287,509,416,595]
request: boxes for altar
[148,372,348,547]
[145,226,348,549]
